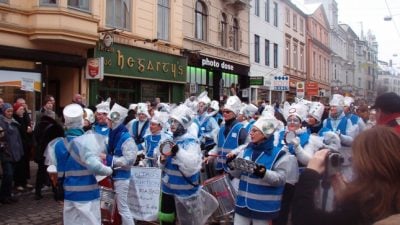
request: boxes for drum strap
[178,168,200,187]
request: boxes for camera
[325,152,344,177]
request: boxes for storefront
[90,43,187,106]
[186,54,249,102]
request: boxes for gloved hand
[171,144,179,156]
[253,164,266,178]
[134,154,145,166]
[226,154,237,170]
[289,137,300,147]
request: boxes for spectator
[72,94,85,108]
[292,126,400,225]
[372,92,400,133]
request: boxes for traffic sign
[273,75,289,91]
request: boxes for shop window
[68,0,90,12]
[232,19,240,51]
[186,66,207,85]
[195,0,207,41]
[157,0,170,41]
[40,0,57,5]
[106,0,131,31]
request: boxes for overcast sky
[335,0,400,66]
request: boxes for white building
[376,60,400,95]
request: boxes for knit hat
[13,102,24,112]
[2,103,12,113]
[63,103,84,129]
[372,92,400,113]
[253,116,279,137]
[224,95,241,116]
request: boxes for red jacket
[378,112,400,134]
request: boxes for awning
[0,70,41,92]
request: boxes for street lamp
[384,13,400,21]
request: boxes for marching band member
[102,103,138,225]
[83,108,95,132]
[343,96,366,132]
[229,116,289,225]
[54,103,113,225]
[158,104,202,225]
[303,102,325,134]
[128,103,150,147]
[208,100,223,126]
[93,98,111,136]
[238,103,258,134]
[196,92,219,153]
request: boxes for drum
[202,175,237,218]
[100,186,116,224]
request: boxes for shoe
[25,184,33,188]
[16,186,24,191]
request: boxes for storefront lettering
[114,50,184,77]
[201,57,234,71]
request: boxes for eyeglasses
[250,128,262,134]
[222,110,233,114]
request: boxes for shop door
[98,77,138,107]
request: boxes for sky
[335,0,400,66]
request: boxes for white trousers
[233,213,272,225]
[63,199,101,225]
[115,179,135,225]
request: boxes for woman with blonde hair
[292,126,400,225]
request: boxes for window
[300,46,304,71]
[265,0,270,22]
[293,43,298,69]
[285,40,290,66]
[195,0,207,41]
[255,0,260,17]
[220,13,228,47]
[293,14,297,31]
[299,18,304,35]
[273,2,278,27]
[40,0,57,5]
[233,19,239,51]
[106,0,131,30]
[68,0,90,11]
[273,43,278,68]
[265,39,270,66]
[285,8,290,26]
[157,0,170,41]
[313,51,316,77]
[254,35,260,63]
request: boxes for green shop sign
[95,43,187,82]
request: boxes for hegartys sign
[95,43,187,83]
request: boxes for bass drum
[98,177,122,225]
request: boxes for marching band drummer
[228,116,289,225]
[158,104,202,225]
[93,98,111,136]
[101,103,137,225]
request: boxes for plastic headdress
[96,97,111,114]
[240,103,258,118]
[330,94,345,107]
[170,104,195,129]
[108,103,128,128]
[308,102,325,122]
[253,116,279,137]
[157,103,171,113]
[224,95,241,115]
[343,96,354,107]
[197,91,211,105]
[262,105,276,119]
[151,110,169,127]
[63,103,84,129]
[184,95,198,114]
[136,102,150,118]
[283,101,309,121]
[128,103,137,111]
[83,108,95,124]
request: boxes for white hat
[184,96,198,113]
[137,102,150,118]
[283,101,309,121]
[108,103,128,127]
[128,103,137,111]
[96,98,110,114]
[308,102,325,122]
[262,105,275,119]
[197,91,211,105]
[253,116,279,137]
[343,96,354,107]
[63,103,84,129]
[240,103,258,118]
[157,103,171,113]
[170,104,194,129]
[83,108,95,124]
[151,111,169,127]
[224,95,241,115]
[330,94,345,107]
[210,100,220,111]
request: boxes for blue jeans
[0,161,14,200]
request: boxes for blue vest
[108,131,132,180]
[236,146,284,213]
[216,123,244,171]
[93,123,109,136]
[55,136,99,202]
[131,120,149,145]
[161,137,200,197]
[319,116,348,136]
[143,132,171,167]
[198,116,218,146]
[278,130,310,155]
[347,113,359,125]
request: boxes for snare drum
[203,175,237,218]
[100,186,116,224]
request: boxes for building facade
[377,60,400,96]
